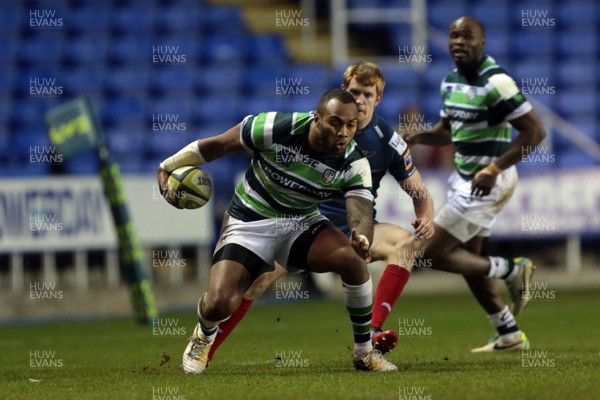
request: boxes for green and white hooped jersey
[228,111,373,222]
[440,55,532,179]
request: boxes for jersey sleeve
[240,112,279,152]
[342,156,374,202]
[486,72,533,122]
[386,131,417,182]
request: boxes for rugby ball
[167,166,212,209]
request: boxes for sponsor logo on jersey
[322,169,336,184]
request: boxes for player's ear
[374,94,383,107]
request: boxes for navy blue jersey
[318,112,417,232]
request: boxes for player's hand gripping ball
[167,166,212,209]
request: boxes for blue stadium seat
[63,149,100,175]
[106,123,146,164]
[157,7,201,33]
[556,89,596,118]
[0,38,19,64]
[104,66,150,93]
[0,95,11,124]
[20,37,64,64]
[151,67,195,93]
[246,35,289,65]
[0,66,16,94]
[558,3,596,26]
[428,2,468,30]
[196,64,244,95]
[111,36,153,64]
[69,8,112,33]
[102,97,147,124]
[245,65,280,95]
[200,34,246,64]
[12,100,52,128]
[63,66,106,95]
[12,129,52,159]
[514,59,555,83]
[200,6,246,35]
[473,2,510,28]
[0,124,10,159]
[289,64,329,87]
[484,27,510,62]
[145,130,190,157]
[64,35,110,64]
[557,60,596,87]
[149,97,194,121]
[240,96,284,117]
[113,8,155,32]
[0,9,24,34]
[558,28,597,59]
[513,31,554,58]
[423,62,452,86]
[195,95,242,124]
[153,35,199,63]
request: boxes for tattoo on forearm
[346,196,374,239]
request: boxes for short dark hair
[316,88,357,115]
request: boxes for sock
[196,295,218,340]
[372,265,410,330]
[488,305,520,339]
[208,298,254,361]
[342,277,373,356]
[487,257,516,279]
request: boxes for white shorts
[434,167,518,243]
[213,212,330,273]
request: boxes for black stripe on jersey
[455,141,511,157]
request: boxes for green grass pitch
[2,289,599,399]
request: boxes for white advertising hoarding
[0,176,214,252]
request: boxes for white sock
[488,305,521,339]
[487,257,511,279]
[342,277,374,356]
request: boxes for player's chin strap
[159,140,207,172]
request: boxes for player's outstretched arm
[399,170,435,239]
[471,111,546,197]
[157,122,246,207]
[346,195,374,261]
[403,117,452,147]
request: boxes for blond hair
[342,61,385,97]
